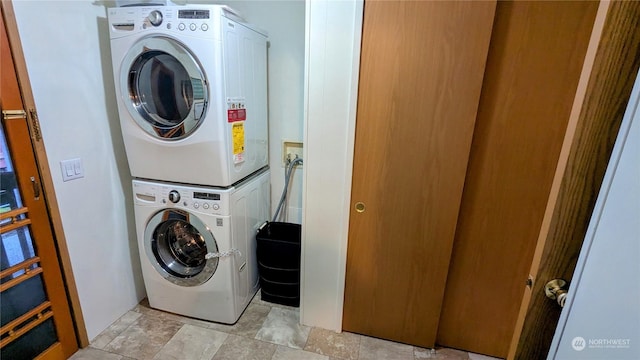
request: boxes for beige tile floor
[70,292,502,360]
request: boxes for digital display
[194,192,220,200]
[178,10,210,19]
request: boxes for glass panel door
[1,4,78,357]
[0,125,58,360]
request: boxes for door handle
[354,202,366,213]
[545,279,568,308]
[30,176,41,200]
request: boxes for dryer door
[121,36,208,140]
[144,209,219,287]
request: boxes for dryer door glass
[145,209,219,287]
[123,37,208,140]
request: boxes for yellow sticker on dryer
[232,122,245,164]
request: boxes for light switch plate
[60,158,84,181]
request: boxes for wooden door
[509,2,640,358]
[1,7,79,360]
[549,76,639,359]
[342,1,496,347]
[436,2,599,358]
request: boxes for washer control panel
[133,180,230,216]
[108,6,234,37]
[159,188,224,214]
[192,191,222,211]
[176,9,211,32]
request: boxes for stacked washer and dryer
[108,4,270,324]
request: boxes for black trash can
[256,222,301,307]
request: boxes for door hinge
[29,109,42,142]
[2,109,27,120]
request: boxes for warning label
[227,97,246,123]
[227,109,246,122]
[232,122,245,164]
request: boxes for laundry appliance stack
[108,4,270,324]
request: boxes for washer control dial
[148,10,163,27]
[168,190,180,204]
[212,204,220,210]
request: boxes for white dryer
[108,5,268,186]
[132,169,270,323]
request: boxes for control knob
[148,10,163,27]
[168,190,180,203]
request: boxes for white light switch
[60,158,84,182]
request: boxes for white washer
[132,169,270,323]
[109,5,268,187]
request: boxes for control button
[168,190,180,203]
[203,203,210,210]
[148,10,163,27]
[142,23,147,29]
[162,199,167,204]
[166,23,172,30]
[212,204,220,210]
[193,202,200,209]
[189,23,196,31]
[183,201,188,207]
[178,23,185,31]
[201,23,208,31]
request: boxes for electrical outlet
[282,140,303,167]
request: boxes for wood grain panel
[343,1,496,347]
[436,2,598,357]
[0,8,21,110]
[511,2,640,358]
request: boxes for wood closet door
[342,1,495,347]
[437,2,598,358]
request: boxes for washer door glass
[121,36,208,140]
[144,209,219,287]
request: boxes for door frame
[1,0,89,347]
[507,1,640,358]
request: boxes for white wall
[301,0,363,331]
[549,71,640,360]
[12,0,144,341]
[12,0,305,340]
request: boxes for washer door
[144,209,219,287]
[121,36,208,140]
